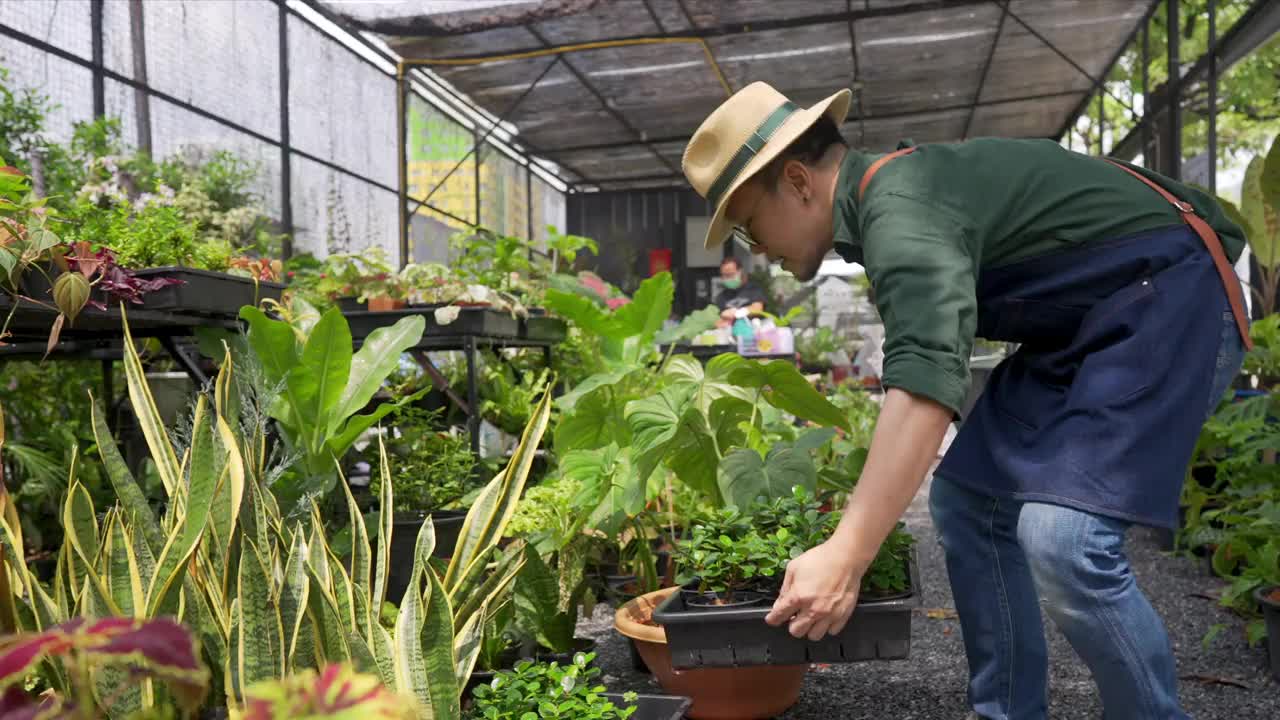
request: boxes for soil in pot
[615,587,806,720]
[1255,585,1280,681]
[682,590,766,610]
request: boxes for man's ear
[781,159,811,201]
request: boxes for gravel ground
[577,460,1276,719]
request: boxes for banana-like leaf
[235,538,283,700]
[290,308,353,453]
[445,389,553,591]
[280,528,313,674]
[394,521,437,715]
[421,566,460,720]
[104,512,144,619]
[146,396,221,618]
[89,396,163,554]
[121,311,183,497]
[372,438,394,612]
[330,314,425,438]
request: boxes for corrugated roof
[326,0,1156,190]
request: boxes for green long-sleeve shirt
[832,138,1246,415]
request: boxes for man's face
[720,262,741,283]
[724,162,833,282]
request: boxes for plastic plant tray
[652,548,922,669]
[128,267,285,316]
[345,305,519,339]
[603,693,692,720]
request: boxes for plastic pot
[615,587,805,720]
[604,693,692,720]
[533,636,597,665]
[367,295,406,312]
[681,590,766,609]
[385,510,467,604]
[1254,585,1280,681]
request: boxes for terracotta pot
[614,587,806,720]
[368,295,406,311]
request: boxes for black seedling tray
[345,305,518,339]
[603,693,692,720]
[653,549,922,669]
[129,267,285,316]
[520,309,567,342]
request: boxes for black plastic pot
[385,510,468,605]
[533,636,597,665]
[520,308,568,342]
[335,296,365,312]
[653,548,923,669]
[1254,585,1280,681]
[128,267,285,316]
[603,693,692,720]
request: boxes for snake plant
[0,310,554,719]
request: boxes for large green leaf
[236,538,283,696]
[289,308,353,452]
[562,445,644,536]
[553,384,630,454]
[613,271,673,340]
[238,306,300,391]
[728,360,851,432]
[654,305,722,345]
[626,382,696,486]
[329,387,430,459]
[664,407,726,500]
[445,389,553,592]
[1262,134,1280,219]
[330,314,424,438]
[1242,153,1280,269]
[717,445,817,509]
[544,289,625,340]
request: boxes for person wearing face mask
[714,255,768,323]
[680,81,1249,720]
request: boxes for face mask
[722,277,741,290]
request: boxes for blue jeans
[931,310,1244,719]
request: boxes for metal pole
[128,0,152,155]
[90,0,104,119]
[278,3,294,256]
[1166,0,1181,180]
[475,130,482,227]
[397,63,408,267]
[465,335,480,456]
[1208,0,1217,194]
[1142,23,1150,167]
[526,164,533,242]
[1097,91,1105,155]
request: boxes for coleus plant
[0,617,209,720]
[242,663,413,719]
[0,311,556,719]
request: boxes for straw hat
[682,81,851,249]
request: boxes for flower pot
[385,510,467,604]
[533,636,597,665]
[615,587,806,720]
[144,371,194,426]
[367,295,407,312]
[603,693,693,720]
[1254,585,1280,681]
[335,296,365,312]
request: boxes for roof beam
[542,89,1086,156]
[962,2,1009,139]
[392,0,992,61]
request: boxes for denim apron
[933,224,1234,529]
[857,151,1252,529]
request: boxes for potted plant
[466,652,691,720]
[654,487,919,668]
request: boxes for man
[714,255,768,324]
[681,81,1248,719]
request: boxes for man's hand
[764,537,866,641]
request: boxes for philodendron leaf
[1242,153,1280,269]
[562,444,644,536]
[717,444,817,509]
[613,271,673,341]
[654,305,721,345]
[728,360,851,433]
[553,383,631,455]
[544,288,627,340]
[626,382,697,486]
[330,313,424,438]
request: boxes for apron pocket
[984,298,1087,345]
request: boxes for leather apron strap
[1104,159,1253,351]
[857,146,917,201]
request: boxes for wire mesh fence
[0,0,565,264]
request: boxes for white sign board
[685,216,723,268]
